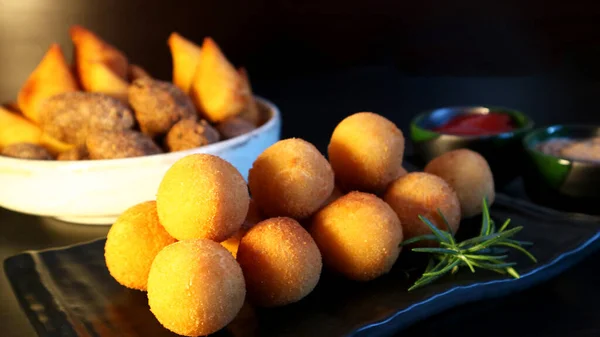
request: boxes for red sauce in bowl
[433,113,515,135]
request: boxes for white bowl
[0,97,281,225]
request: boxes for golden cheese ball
[104,201,176,291]
[328,112,405,193]
[310,192,403,281]
[248,138,334,219]
[220,199,264,258]
[424,149,495,218]
[147,239,246,336]
[237,217,322,307]
[384,172,461,242]
[156,154,250,242]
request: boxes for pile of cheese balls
[104,111,495,336]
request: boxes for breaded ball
[310,192,403,281]
[328,112,405,193]
[128,78,197,137]
[104,201,176,291]
[248,138,334,219]
[425,149,495,218]
[220,199,264,257]
[57,146,89,161]
[237,217,322,307]
[384,172,461,242]
[86,130,162,159]
[216,117,257,140]
[156,154,249,241]
[1,143,53,160]
[38,92,135,146]
[165,119,220,152]
[147,239,245,336]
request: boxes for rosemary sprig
[400,197,537,291]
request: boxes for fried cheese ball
[328,112,405,193]
[237,217,322,307]
[147,239,246,336]
[1,143,53,160]
[310,192,403,281]
[216,117,257,140]
[128,78,197,138]
[424,149,495,218]
[248,138,334,219]
[220,199,264,258]
[384,172,461,243]
[156,154,249,241]
[165,118,220,152]
[86,130,162,159]
[104,201,176,291]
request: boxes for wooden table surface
[1,1,600,336]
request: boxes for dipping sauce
[433,113,515,136]
[537,137,600,164]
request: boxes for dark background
[2,1,600,336]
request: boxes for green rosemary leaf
[412,247,459,255]
[495,242,538,263]
[507,267,520,279]
[463,254,509,261]
[418,215,452,244]
[480,197,491,236]
[437,208,456,245]
[464,227,523,253]
[422,259,461,277]
[399,234,439,246]
[499,218,511,232]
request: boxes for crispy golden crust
[384,172,461,244]
[220,199,264,257]
[248,138,334,219]
[147,239,245,336]
[104,201,176,291]
[128,78,197,138]
[425,149,495,218]
[328,112,405,193]
[86,130,162,159]
[38,92,134,146]
[310,192,403,281]
[237,217,322,307]
[156,154,250,241]
[167,32,201,93]
[216,117,256,140]
[1,143,53,160]
[165,119,220,152]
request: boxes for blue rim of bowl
[411,105,534,142]
[0,96,281,169]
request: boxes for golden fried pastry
[248,138,334,219]
[310,192,403,281]
[156,154,250,241]
[168,32,202,93]
[129,77,198,138]
[104,201,176,291]
[328,112,405,193]
[425,149,495,218]
[216,117,256,140]
[17,44,78,123]
[86,130,162,159]
[0,107,72,154]
[165,119,220,152]
[147,239,245,336]
[80,61,129,102]
[237,217,322,307]
[1,143,53,160]
[70,25,129,83]
[38,92,134,146]
[190,37,250,123]
[384,172,461,243]
[220,199,263,257]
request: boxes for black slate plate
[4,195,600,337]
